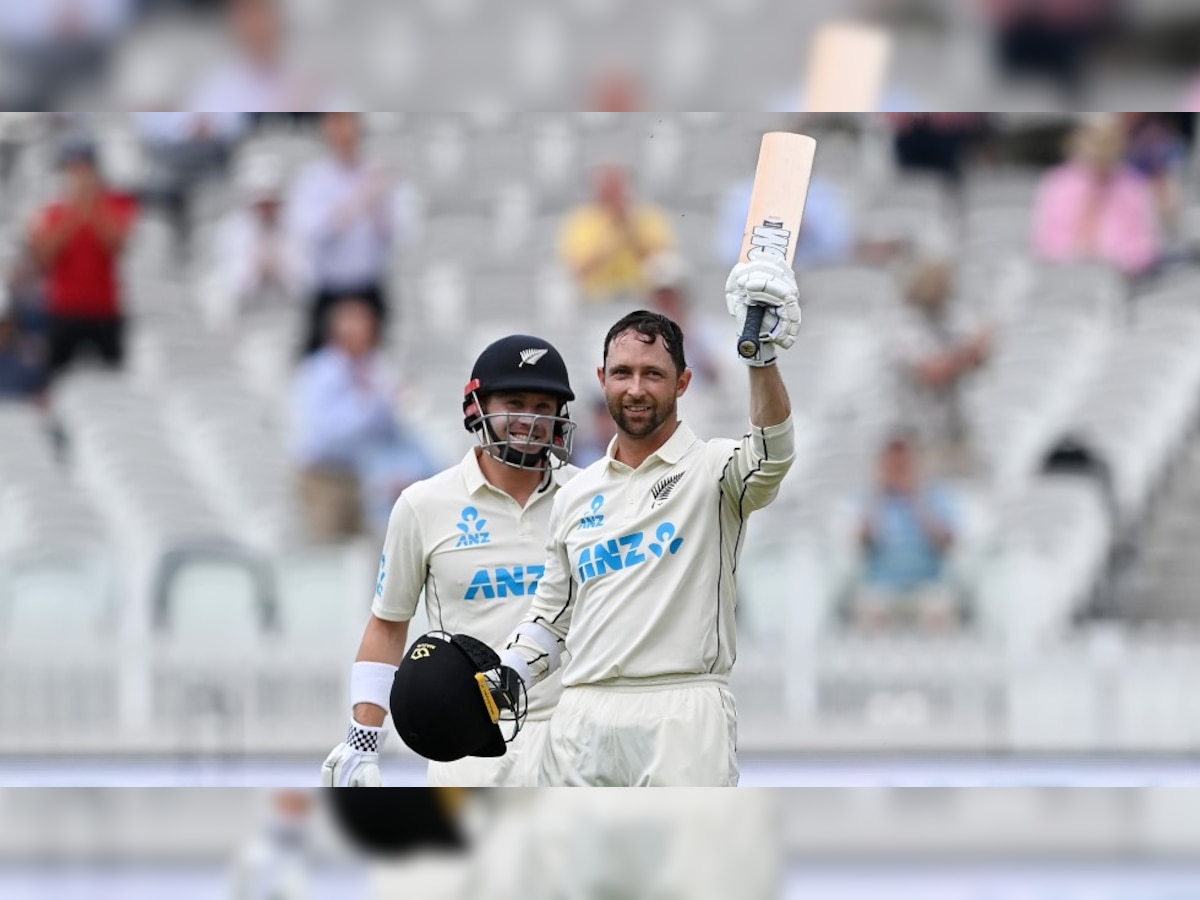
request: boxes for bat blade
[803,21,892,113]
[738,132,817,268]
[736,132,817,359]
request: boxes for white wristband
[350,661,398,713]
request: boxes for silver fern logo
[650,471,685,507]
[519,348,549,367]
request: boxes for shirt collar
[460,448,565,496]
[605,420,697,468]
[460,449,488,495]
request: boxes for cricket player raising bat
[382,133,811,786]
[321,334,580,787]
[484,134,810,786]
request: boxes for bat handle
[737,304,768,359]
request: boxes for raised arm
[718,256,800,511]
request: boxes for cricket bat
[736,132,817,360]
[803,21,892,113]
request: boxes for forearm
[91,208,130,251]
[352,615,410,726]
[748,361,790,429]
[501,619,565,688]
[31,216,80,264]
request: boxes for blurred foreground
[6,789,1200,899]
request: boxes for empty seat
[152,546,277,651]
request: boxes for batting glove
[725,257,802,367]
[321,721,386,787]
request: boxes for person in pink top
[1031,115,1162,278]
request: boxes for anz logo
[575,522,685,585]
[455,506,491,547]
[465,565,546,600]
[375,553,387,598]
[577,494,606,530]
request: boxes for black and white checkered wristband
[346,721,386,755]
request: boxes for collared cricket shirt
[510,418,795,687]
[373,449,577,718]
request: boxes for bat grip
[737,304,768,359]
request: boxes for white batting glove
[321,721,386,787]
[725,257,802,367]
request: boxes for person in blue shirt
[853,430,959,631]
[289,297,438,542]
[717,173,855,270]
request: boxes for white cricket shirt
[372,449,578,719]
[508,418,795,687]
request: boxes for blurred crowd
[6,0,1200,109]
[2,107,1198,641]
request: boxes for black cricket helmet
[462,334,575,470]
[390,632,528,763]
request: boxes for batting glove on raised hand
[725,257,802,367]
[321,721,386,787]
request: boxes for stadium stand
[3,108,1200,769]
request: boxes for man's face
[231,0,281,61]
[483,391,561,453]
[324,112,361,160]
[595,166,628,215]
[880,440,918,493]
[1075,120,1126,173]
[254,196,282,224]
[599,331,689,439]
[329,300,378,356]
[65,160,100,199]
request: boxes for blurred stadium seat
[5,110,1200,769]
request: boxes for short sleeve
[370,494,429,622]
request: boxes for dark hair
[57,136,97,170]
[602,310,687,375]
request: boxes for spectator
[590,69,640,112]
[287,112,398,355]
[290,298,435,543]
[133,110,245,259]
[202,154,310,331]
[1122,113,1189,235]
[558,164,676,304]
[0,285,49,404]
[854,432,959,631]
[1032,115,1162,278]
[894,263,993,477]
[189,0,327,118]
[885,113,991,184]
[28,137,136,378]
[0,0,133,109]
[227,789,314,900]
[718,174,854,269]
[984,0,1118,98]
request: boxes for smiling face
[599,329,690,440]
[482,391,562,453]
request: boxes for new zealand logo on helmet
[463,334,577,471]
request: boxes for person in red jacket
[28,137,137,377]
